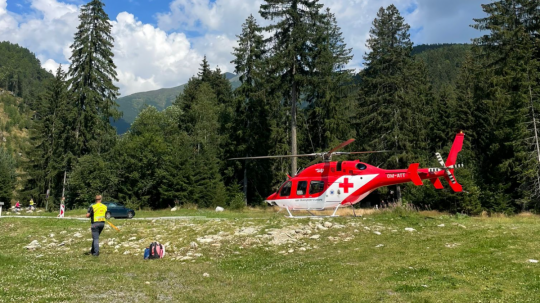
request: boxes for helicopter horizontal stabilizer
[430,178,444,189]
[407,163,423,186]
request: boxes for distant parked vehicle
[102,202,135,219]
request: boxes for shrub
[229,192,245,211]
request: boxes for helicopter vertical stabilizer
[446,132,464,167]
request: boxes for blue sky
[0,0,488,96]
[8,0,169,27]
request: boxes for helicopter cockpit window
[356,163,367,170]
[297,181,308,195]
[309,181,325,194]
[280,181,292,197]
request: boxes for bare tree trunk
[528,75,540,205]
[243,163,248,206]
[61,170,67,198]
[396,185,402,204]
[291,64,298,176]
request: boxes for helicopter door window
[337,161,343,171]
[309,181,325,194]
[279,182,292,197]
[297,181,307,195]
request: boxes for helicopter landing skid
[284,204,343,218]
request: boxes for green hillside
[113,72,240,133]
[0,41,53,101]
[414,44,471,89]
[0,42,53,205]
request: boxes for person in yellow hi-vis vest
[85,195,107,256]
[29,198,34,210]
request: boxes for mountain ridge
[113,72,240,133]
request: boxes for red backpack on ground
[146,242,165,259]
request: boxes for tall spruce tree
[68,0,120,157]
[357,5,432,202]
[24,66,72,207]
[306,8,355,151]
[185,83,227,207]
[230,15,273,203]
[259,0,325,176]
[472,0,540,211]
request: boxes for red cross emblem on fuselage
[339,178,354,193]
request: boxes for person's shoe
[92,253,99,257]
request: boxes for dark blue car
[103,202,135,219]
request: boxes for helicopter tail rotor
[427,132,465,192]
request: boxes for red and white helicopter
[231,132,464,217]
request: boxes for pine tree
[198,56,212,82]
[358,5,431,167]
[306,8,355,151]
[230,15,275,204]
[175,58,234,131]
[472,0,540,211]
[68,0,120,157]
[112,106,168,209]
[23,66,72,207]
[357,5,432,202]
[259,0,326,176]
[185,83,226,207]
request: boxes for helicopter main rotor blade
[327,139,355,155]
[228,153,320,160]
[333,150,392,155]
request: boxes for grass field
[2,209,540,302]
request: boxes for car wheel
[127,211,134,219]
[105,212,111,220]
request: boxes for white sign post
[0,202,4,218]
[58,204,65,218]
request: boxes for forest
[0,0,539,215]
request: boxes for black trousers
[91,222,105,256]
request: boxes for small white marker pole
[0,202,4,218]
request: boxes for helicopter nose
[266,192,278,201]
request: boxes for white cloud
[41,58,63,74]
[156,0,264,34]
[30,0,78,21]
[0,0,489,97]
[156,0,485,71]
[0,0,79,62]
[408,0,486,44]
[0,0,21,36]
[111,11,203,95]
[190,33,237,73]
[0,0,206,96]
